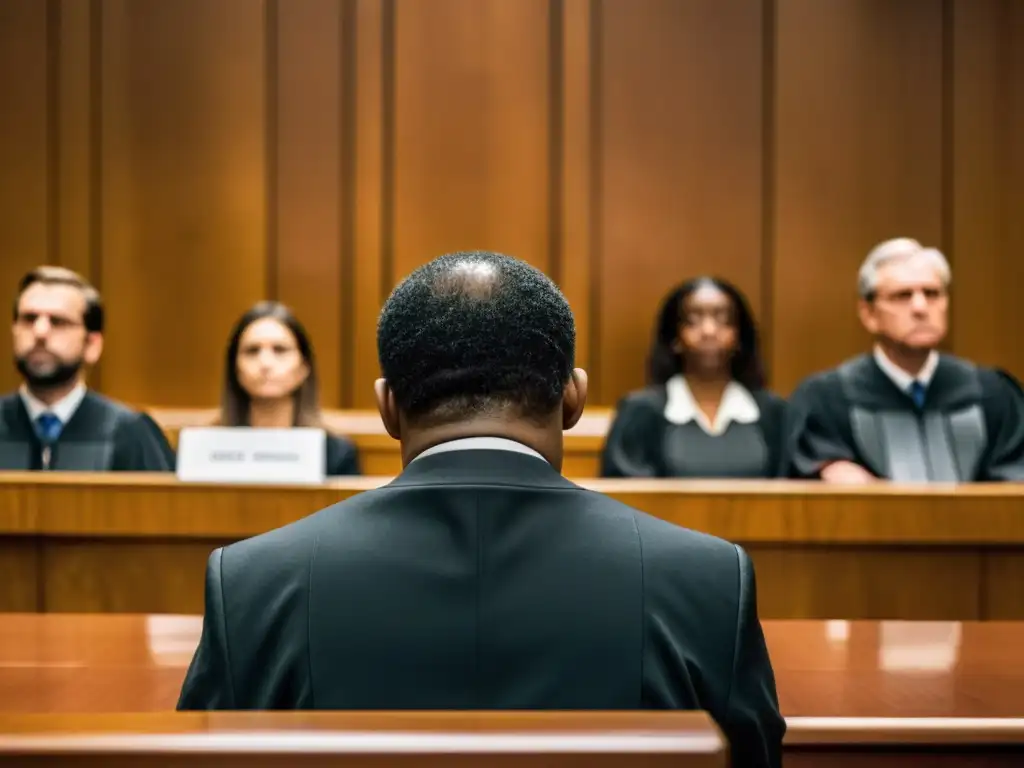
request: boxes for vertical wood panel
[559,0,594,375]
[350,0,388,409]
[772,0,945,395]
[391,0,553,279]
[273,0,346,408]
[55,0,96,282]
[597,0,764,403]
[951,0,1024,381]
[0,1,50,395]
[98,0,267,406]
[3,0,1022,412]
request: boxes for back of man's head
[377,251,576,428]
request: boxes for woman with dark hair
[600,277,789,478]
[221,301,360,476]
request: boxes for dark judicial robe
[601,378,790,478]
[787,353,1024,482]
[325,433,361,476]
[178,439,784,768]
[0,391,175,472]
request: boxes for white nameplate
[176,427,327,485]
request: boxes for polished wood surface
[1,615,1021,718]
[2,473,1024,619]
[0,712,724,767]
[145,406,613,478]
[2,615,1024,766]
[2,1,1023,411]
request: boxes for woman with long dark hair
[220,301,360,476]
[600,277,788,478]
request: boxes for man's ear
[374,378,401,440]
[857,299,878,335]
[83,331,104,366]
[561,368,588,431]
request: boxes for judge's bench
[0,404,1023,619]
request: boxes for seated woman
[221,301,360,476]
[601,277,788,478]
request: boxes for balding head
[376,250,578,428]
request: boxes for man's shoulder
[790,355,869,400]
[222,496,346,563]
[219,485,402,574]
[0,391,19,415]
[219,483,742,596]
[82,390,143,422]
[615,500,745,629]
[936,352,984,378]
[612,386,668,415]
[578,488,741,571]
[632,505,739,566]
[937,353,1022,391]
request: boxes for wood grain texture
[950,0,1024,381]
[0,709,726,768]
[391,0,554,276]
[0,1,50,395]
[772,0,945,395]
[350,0,388,409]
[97,0,268,406]
[0,0,1021,407]
[596,0,764,402]
[272,0,348,408]
[6,617,1024,765]
[2,474,1024,619]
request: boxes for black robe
[600,386,791,478]
[786,354,1024,482]
[0,391,175,472]
[326,434,361,476]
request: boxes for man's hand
[820,460,878,484]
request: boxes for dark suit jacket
[178,447,784,767]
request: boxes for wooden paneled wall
[0,0,1021,408]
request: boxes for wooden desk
[2,474,1024,619]
[0,712,724,767]
[146,407,615,478]
[2,615,1023,766]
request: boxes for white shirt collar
[19,382,87,426]
[663,375,760,436]
[413,436,548,464]
[873,345,939,391]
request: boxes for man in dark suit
[178,251,784,767]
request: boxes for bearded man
[0,266,173,471]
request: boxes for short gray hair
[857,237,951,300]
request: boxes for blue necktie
[35,413,63,444]
[909,381,927,409]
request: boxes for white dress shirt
[663,374,760,436]
[413,436,547,464]
[19,382,87,427]
[873,346,939,391]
